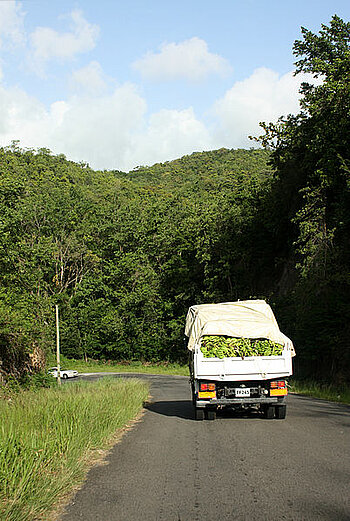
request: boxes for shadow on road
[145,400,194,420]
[145,400,264,421]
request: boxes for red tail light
[200,382,216,391]
[270,380,286,389]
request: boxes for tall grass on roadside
[289,379,350,404]
[0,377,149,521]
[59,357,189,376]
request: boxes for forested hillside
[0,16,349,383]
[0,145,274,373]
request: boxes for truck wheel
[275,405,287,419]
[191,385,196,405]
[195,408,205,421]
[206,409,216,421]
[62,373,68,380]
[263,405,275,419]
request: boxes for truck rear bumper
[196,396,285,407]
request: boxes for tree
[257,16,350,381]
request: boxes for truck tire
[206,409,216,421]
[263,405,275,419]
[191,385,196,405]
[275,405,287,419]
[195,408,205,421]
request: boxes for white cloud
[51,85,147,170]
[129,108,213,167]
[133,37,231,82]
[0,83,47,136]
[70,61,107,95]
[0,79,213,171]
[0,65,315,171]
[0,82,146,170]
[30,9,99,72]
[0,1,25,48]
[213,67,315,147]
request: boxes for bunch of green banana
[200,336,283,358]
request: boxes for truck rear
[186,300,295,420]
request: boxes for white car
[48,367,79,379]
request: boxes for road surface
[60,374,350,521]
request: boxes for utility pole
[55,304,61,386]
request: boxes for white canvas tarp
[185,300,295,355]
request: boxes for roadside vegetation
[45,353,189,376]
[0,377,149,521]
[289,379,350,405]
[70,359,189,376]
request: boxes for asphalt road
[60,374,350,521]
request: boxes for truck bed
[194,347,292,382]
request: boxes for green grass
[0,377,149,521]
[54,357,189,377]
[289,379,350,404]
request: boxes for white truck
[185,300,295,420]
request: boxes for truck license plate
[235,388,250,397]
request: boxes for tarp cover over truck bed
[185,300,295,355]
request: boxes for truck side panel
[194,347,292,382]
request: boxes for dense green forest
[0,16,349,383]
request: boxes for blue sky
[0,0,349,171]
